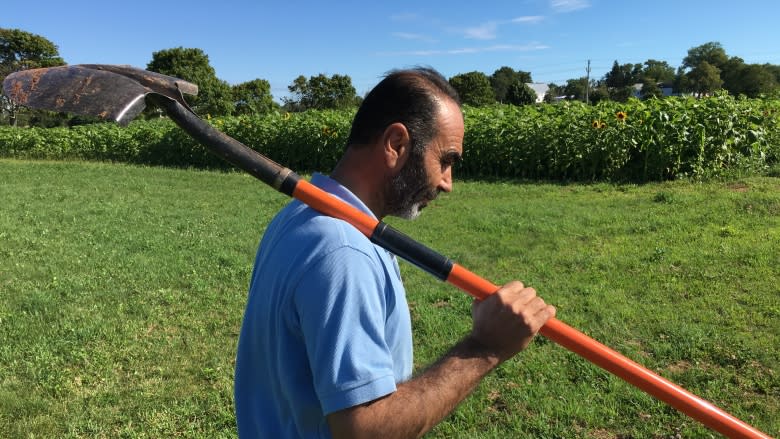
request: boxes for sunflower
[616,111,628,121]
[592,120,600,128]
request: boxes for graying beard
[386,152,429,219]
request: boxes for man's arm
[327,281,556,439]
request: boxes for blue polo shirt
[234,173,413,438]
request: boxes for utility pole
[585,59,591,104]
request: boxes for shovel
[3,65,771,439]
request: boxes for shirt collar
[310,173,377,220]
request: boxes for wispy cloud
[550,0,590,13]
[511,15,545,24]
[378,42,550,57]
[461,16,545,40]
[463,22,499,40]
[391,32,438,43]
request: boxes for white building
[526,83,550,103]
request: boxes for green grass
[1,159,778,438]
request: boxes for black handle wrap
[151,94,300,197]
[371,222,453,280]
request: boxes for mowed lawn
[1,159,778,438]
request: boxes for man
[234,67,556,438]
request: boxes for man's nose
[438,167,453,193]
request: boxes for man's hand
[328,282,555,438]
[470,281,556,362]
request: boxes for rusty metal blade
[77,64,198,104]
[3,65,152,125]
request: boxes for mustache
[412,186,440,204]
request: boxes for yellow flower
[592,120,607,129]
[283,112,291,120]
[616,111,627,121]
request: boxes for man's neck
[330,148,386,220]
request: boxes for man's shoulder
[267,200,377,258]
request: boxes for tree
[687,61,723,95]
[449,71,495,106]
[604,60,642,88]
[765,64,780,85]
[604,61,642,102]
[544,83,564,103]
[563,77,590,101]
[1,28,65,126]
[0,28,64,73]
[283,73,360,111]
[490,66,532,103]
[505,81,537,106]
[641,59,675,84]
[232,79,277,115]
[673,66,692,94]
[640,77,663,99]
[719,56,746,94]
[589,83,610,104]
[603,61,642,102]
[147,47,233,116]
[716,57,779,97]
[682,42,728,71]
[731,64,778,97]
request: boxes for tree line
[584,42,780,102]
[2,28,779,128]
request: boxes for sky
[5,1,780,101]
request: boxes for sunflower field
[460,94,780,181]
[1,93,778,183]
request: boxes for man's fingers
[510,292,543,314]
[481,280,556,326]
[494,281,532,303]
[499,284,556,329]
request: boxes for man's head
[346,67,460,157]
[342,67,464,219]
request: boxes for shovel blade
[77,64,198,98]
[3,65,152,125]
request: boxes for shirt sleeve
[293,244,397,415]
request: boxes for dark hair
[346,67,461,155]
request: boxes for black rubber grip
[154,95,300,195]
[370,222,453,280]
[278,171,301,197]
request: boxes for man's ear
[382,123,411,172]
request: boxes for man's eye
[441,155,461,168]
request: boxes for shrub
[1,97,777,182]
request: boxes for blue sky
[5,1,780,101]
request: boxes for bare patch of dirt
[588,428,619,439]
[665,360,692,375]
[726,182,749,192]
